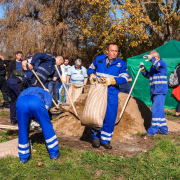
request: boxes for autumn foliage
[0,0,179,63]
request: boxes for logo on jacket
[80,71,83,75]
[116,63,121,67]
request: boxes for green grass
[164,108,179,120]
[0,130,18,143]
[0,135,180,180]
[0,93,3,105]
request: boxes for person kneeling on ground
[16,87,60,163]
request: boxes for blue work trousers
[16,95,59,162]
[48,81,59,99]
[119,88,130,94]
[91,98,118,144]
[7,78,22,123]
[58,83,68,102]
[147,94,168,136]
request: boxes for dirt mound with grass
[52,93,180,141]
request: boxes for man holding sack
[88,43,128,149]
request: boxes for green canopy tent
[127,40,180,109]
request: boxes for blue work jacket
[88,54,128,99]
[142,58,168,96]
[18,87,52,109]
[31,53,55,85]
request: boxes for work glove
[90,74,97,84]
[106,77,116,86]
[139,62,146,72]
[143,55,152,62]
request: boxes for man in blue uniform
[16,87,60,163]
[29,53,63,89]
[88,43,128,149]
[28,52,55,88]
[140,50,168,137]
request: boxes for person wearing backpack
[7,70,33,125]
[171,63,180,117]
[140,50,168,138]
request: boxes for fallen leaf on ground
[0,136,2,140]
[154,134,157,137]
[142,149,147,152]
[8,136,12,139]
[174,127,178,129]
[38,162,43,166]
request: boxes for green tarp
[127,40,180,109]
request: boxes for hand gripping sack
[66,84,84,103]
[169,65,180,88]
[81,82,107,127]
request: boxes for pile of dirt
[53,93,180,141]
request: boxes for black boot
[92,139,100,148]
[2,103,10,109]
[11,120,18,125]
[102,143,112,149]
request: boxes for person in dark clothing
[119,69,132,94]
[7,70,33,125]
[0,53,10,109]
[8,51,23,77]
[174,63,180,117]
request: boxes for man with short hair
[0,53,10,109]
[59,58,71,102]
[66,59,88,85]
[88,43,128,149]
[8,51,23,76]
[140,50,168,137]
[28,52,56,88]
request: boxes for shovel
[55,65,79,118]
[115,68,141,125]
[29,65,60,109]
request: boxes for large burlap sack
[81,83,107,127]
[66,83,84,103]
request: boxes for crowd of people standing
[0,43,172,164]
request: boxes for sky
[0,6,4,18]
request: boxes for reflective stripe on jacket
[142,58,168,96]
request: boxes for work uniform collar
[74,65,82,70]
[106,55,117,63]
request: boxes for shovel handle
[30,67,59,109]
[116,68,141,125]
[55,65,79,117]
